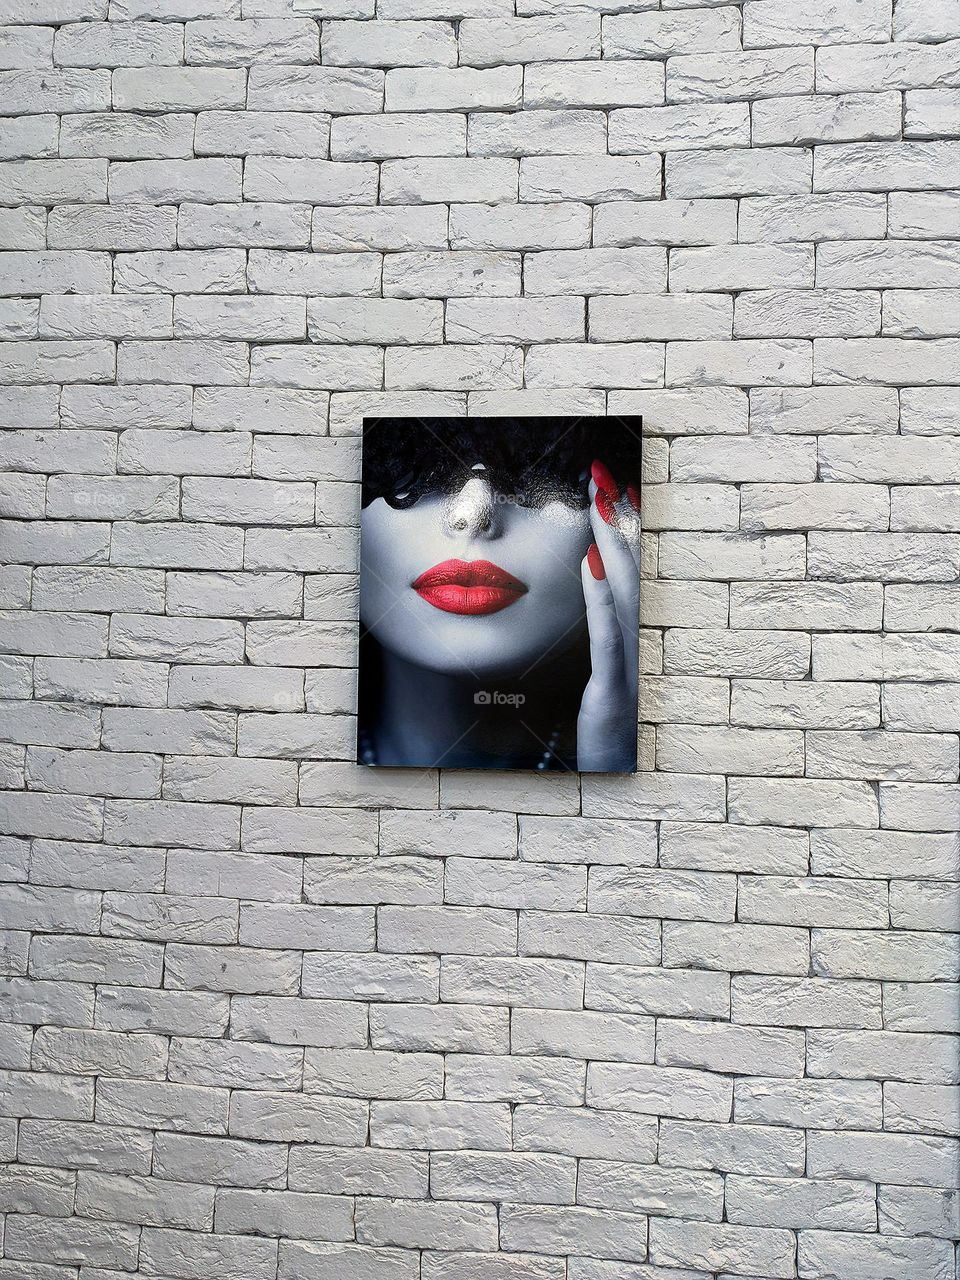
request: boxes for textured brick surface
[1,1,959,1278]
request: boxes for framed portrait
[356,415,642,773]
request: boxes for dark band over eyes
[382,464,591,511]
[361,416,641,512]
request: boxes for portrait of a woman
[357,416,642,773]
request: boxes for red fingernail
[591,459,620,503]
[626,483,641,513]
[587,542,605,580]
[595,487,616,525]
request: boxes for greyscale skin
[359,467,639,770]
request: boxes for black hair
[361,415,642,511]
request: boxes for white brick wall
[0,0,958,1276]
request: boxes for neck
[364,646,571,769]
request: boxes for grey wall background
[0,0,959,1277]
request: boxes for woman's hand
[576,461,641,772]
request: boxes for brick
[459,16,598,66]
[605,7,740,56]
[524,60,662,109]
[649,1219,795,1277]
[4,1214,140,1269]
[499,1205,648,1263]
[0,68,111,114]
[743,483,888,531]
[743,0,891,46]
[179,203,313,249]
[17,1116,152,1174]
[881,783,960,832]
[732,974,882,1029]
[184,18,319,64]
[381,157,515,202]
[246,64,382,111]
[799,1230,955,1280]
[612,103,749,157]
[884,288,960,339]
[906,88,960,140]
[514,1105,657,1164]
[734,1077,881,1130]
[521,153,660,201]
[75,1169,214,1229]
[195,111,329,157]
[667,338,812,386]
[595,198,737,247]
[392,68,519,114]
[357,1197,498,1251]
[753,91,902,146]
[740,192,887,243]
[816,336,960,384]
[289,1146,428,1196]
[48,204,178,251]
[658,1118,804,1176]
[525,247,665,295]
[809,1129,959,1186]
[818,241,960,290]
[878,1185,960,1237]
[448,297,583,343]
[431,1149,576,1204]
[817,40,960,93]
[673,244,814,292]
[243,155,377,203]
[809,1028,959,1085]
[805,729,958,782]
[303,1048,440,1099]
[578,1158,723,1220]
[659,1018,805,1077]
[311,199,438,250]
[371,1100,511,1151]
[736,288,880,338]
[115,248,246,293]
[445,1054,583,1105]
[0,158,108,203]
[668,48,813,103]
[324,19,457,66]
[814,928,959,981]
[112,67,244,112]
[452,202,590,250]
[230,1090,366,1147]
[816,140,960,192]
[890,191,960,241]
[668,146,812,197]
[468,109,605,156]
[808,531,960,582]
[281,1242,418,1280]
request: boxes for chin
[385,635,541,679]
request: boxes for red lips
[413,558,528,615]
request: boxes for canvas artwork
[356,415,642,773]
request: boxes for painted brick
[1,8,956,1280]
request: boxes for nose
[444,475,500,540]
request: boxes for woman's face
[360,467,591,678]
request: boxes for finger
[589,476,640,569]
[581,544,624,687]
[590,461,641,566]
[589,478,640,642]
[615,498,642,563]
